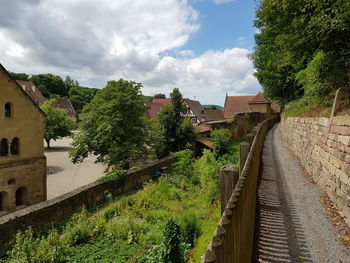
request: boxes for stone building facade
[0,64,46,216]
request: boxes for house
[144,98,207,126]
[55,98,77,120]
[16,80,47,105]
[224,92,281,119]
[203,109,224,122]
[0,64,47,216]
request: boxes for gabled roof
[183,98,205,120]
[55,99,76,118]
[204,110,224,122]
[224,95,254,119]
[16,80,47,105]
[144,101,165,119]
[195,124,211,133]
[0,63,45,117]
[152,98,172,107]
[248,92,270,104]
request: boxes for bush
[162,219,182,263]
[211,129,232,157]
[171,149,195,178]
[64,209,93,246]
[97,169,127,184]
[193,150,222,203]
[180,214,200,248]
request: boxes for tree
[31,74,68,97]
[157,88,195,156]
[68,86,98,114]
[154,93,166,99]
[69,79,147,169]
[252,0,350,104]
[9,72,29,81]
[40,100,76,148]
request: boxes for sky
[0,0,261,106]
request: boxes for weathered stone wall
[281,116,350,226]
[0,156,177,248]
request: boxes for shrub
[211,129,232,157]
[162,219,182,263]
[64,209,93,246]
[180,214,200,248]
[171,149,195,178]
[193,150,222,203]
[97,169,127,184]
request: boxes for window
[10,138,19,156]
[0,139,8,157]
[0,191,9,211]
[16,187,28,206]
[5,103,12,118]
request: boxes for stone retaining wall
[281,116,350,226]
[0,156,177,247]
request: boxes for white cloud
[0,0,260,107]
[142,48,261,105]
[179,50,195,57]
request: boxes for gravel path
[253,124,350,263]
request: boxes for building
[224,92,281,119]
[55,98,77,120]
[16,80,47,106]
[144,98,209,126]
[0,64,47,216]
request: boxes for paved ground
[253,124,350,263]
[46,137,106,199]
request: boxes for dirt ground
[45,137,106,199]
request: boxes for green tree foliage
[253,0,350,104]
[40,99,76,148]
[31,74,68,97]
[69,79,147,169]
[68,86,99,114]
[211,128,232,158]
[9,72,29,81]
[154,93,166,99]
[157,88,195,156]
[162,219,182,263]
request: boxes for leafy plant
[162,219,182,263]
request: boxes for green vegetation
[1,146,241,263]
[68,85,99,114]
[69,79,147,169]
[253,0,350,115]
[40,99,76,148]
[157,88,196,157]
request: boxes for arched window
[0,139,8,157]
[10,137,19,156]
[5,103,12,118]
[16,187,28,206]
[0,191,9,211]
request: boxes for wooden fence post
[239,142,250,175]
[246,134,254,148]
[220,165,239,215]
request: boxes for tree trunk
[46,138,51,149]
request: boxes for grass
[2,145,242,263]
[188,202,221,263]
[282,96,332,118]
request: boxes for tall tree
[157,88,195,156]
[31,74,68,97]
[9,72,29,81]
[69,79,147,169]
[252,0,350,104]
[40,100,76,148]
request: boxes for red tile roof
[152,98,172,107]
[224,95,254,119]
[248,92,270,104]
[16,80,47,105]
[204,110,224,121]
[144,101,165,119]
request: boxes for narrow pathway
[253,124,350,263]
